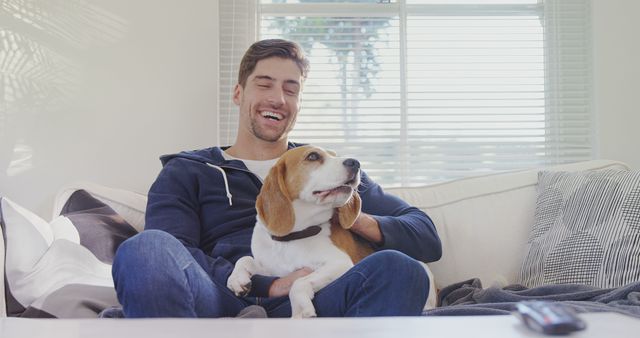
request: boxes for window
[219,0,592,187]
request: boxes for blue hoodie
[145,142,442,298]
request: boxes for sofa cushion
[0,190,137,318]
[519,169,640,288]
[386,160,630,288]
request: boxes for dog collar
[271,225,322,242]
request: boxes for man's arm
[269,267,313,297]
[349,213,383,244]
[144,158,275,297]
[354,171,442,263]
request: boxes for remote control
[514,301,587,335]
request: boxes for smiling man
[227,53,302,158]
[111,39,442,318]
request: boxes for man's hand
[268,267,313,298]
[349,213,383,245]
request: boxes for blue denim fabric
[112,230,429,318]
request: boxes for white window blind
[218,0,592,187]
[218,0,257,145]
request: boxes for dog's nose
[343,158,360,170]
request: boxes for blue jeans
[112,230,429,318]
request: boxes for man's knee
[362,250,429,289]
[116,229,176,258]
[113,230,181,279]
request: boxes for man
[112,39,442,318]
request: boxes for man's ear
[256,161,295,236]
[336,192,361,229]
[233,83,242,106]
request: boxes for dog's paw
[289,281,316,318]
[227,256,256,297]
[228,279,252,297]
[291,303,317,319]
[227,270,253,297]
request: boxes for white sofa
[386,159,630,289]
[0,159,630,317]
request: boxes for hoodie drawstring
[206,163,233,206]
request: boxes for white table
[0,313,638,338]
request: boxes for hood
[160,147,227,167]
[159,142,306,168]
[156,142,305,207]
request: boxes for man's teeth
[260,111,283,121]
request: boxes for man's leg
[112,230,247,318]
[264,250,429,317]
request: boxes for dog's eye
[306,152,321,161]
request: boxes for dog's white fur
[227,145,436,318]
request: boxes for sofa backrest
[385,160,630,289]
[54,160,630,290]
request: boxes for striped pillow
[519,169,640,288]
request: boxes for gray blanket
[423,278,640,317]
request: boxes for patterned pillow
[0,190,138,318]
[519,169,640,288]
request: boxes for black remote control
[514,301,587,335]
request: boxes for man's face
[234,57,303,143]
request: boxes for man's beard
[250,117,289,142]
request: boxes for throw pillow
[519,169,640,288]
[59,189,139,264]
[0,190,138,318]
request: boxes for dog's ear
[336,192,361,229]
[256,160,295,236]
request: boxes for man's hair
[237,39,310,88]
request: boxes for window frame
[219,0,593,187]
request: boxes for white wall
[0,0,220,218]
[592,0,640,170]
[2,1,639,219]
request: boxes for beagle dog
[226,145,436,318]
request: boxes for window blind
[218,0,592,187]
[218,0,257,145]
